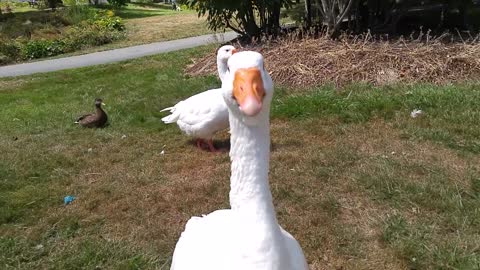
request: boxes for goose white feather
[160,45,236,150]
[170,51,309,270]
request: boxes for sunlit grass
[1,46,479,269]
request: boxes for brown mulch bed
[186,34,480,88]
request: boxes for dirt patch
[186,35,480,88]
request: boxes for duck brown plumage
[75,98,108,128]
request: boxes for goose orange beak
[233,68,265,116]
[232,48,238,54]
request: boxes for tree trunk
[268,0,281,35]
[305,0,312,27]
[243,2,261,37]
[330,0,355,38]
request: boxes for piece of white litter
[35,244,44,250]
[160,150,165,155]
[87,148,93,152]
[391,151,396,155]
[121,134,127,139]
[410,109,423,118]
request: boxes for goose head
[222,51,273,125]
[217,45,237,64]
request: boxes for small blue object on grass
[64,196,76,205]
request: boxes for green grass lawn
[111,2,181,19]
[1,46,480,269]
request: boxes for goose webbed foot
[195,138,220,153]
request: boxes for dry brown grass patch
[186,35,480,88]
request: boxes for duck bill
[233,68,265,117]
[232,48,238,54]
[101,103,106,106]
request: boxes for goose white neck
[229,110,279,229]
[217,58,228,82]
[228,108,290,267]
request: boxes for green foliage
[43,0,63,9]
[0,11,68,40]
[108,0,128,8]
[0,41,21,64]
[62,21,125,51]
[0,1,30,10]
[186,0,293,36]
[22,39,65,59]
[61,5,97,25]
[93,9,125,31]
[0,8,125,64]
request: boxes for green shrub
[61,5,96,25]
[62,19,125,51]
[22,39,65,59]
[93,10,125,31]
[0,7,125,64]
[108,0,127,8]
[0,41,21,58]
[0,53,10,65]
[0,41,21,64]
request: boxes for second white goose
[161,45,236,152]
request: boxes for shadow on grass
[94,3,178,19]
[115,8,170,19]
[187,139,231,153]
[129,2,173,10]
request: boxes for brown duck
[75,98,108,128]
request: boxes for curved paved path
[0,32,238,78]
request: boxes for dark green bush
[60,5,97,25]
[108,0,127,8]
[22,39,65,59]
[0,41,21,59]
[0,41,21,64]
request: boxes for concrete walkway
[0,32,238,78]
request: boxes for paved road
[0,32,238,78]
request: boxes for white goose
[170,51,309,270]
[161,45,237,152]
